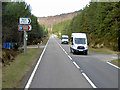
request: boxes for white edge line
[107,62,120,69]
[73,61,80,69]
[24,39,49,89]
[82,73,97,88]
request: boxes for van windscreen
[75,38,86,44]
[62,37,68,39]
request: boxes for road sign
[18,25,32,31]
[19,18,31,25]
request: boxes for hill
[52,2,120,51]
[37,11,80,28]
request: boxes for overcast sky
[25,0,91,17]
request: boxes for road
[55,36,119,88]
[29,35,91,88]
[26,35,119,88]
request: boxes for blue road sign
[19,26,22,30]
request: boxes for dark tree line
[2,2,48,44]
[52,1,120,51]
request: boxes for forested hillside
[2,2,48,45]
[52,2,120,51]
[38,11,80,28]
[52,20,71,36]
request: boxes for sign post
[18,25,32,31]
[18,3,32,55]
[23,30,27,55]
[18,18,32,55]
[19,18,31,25]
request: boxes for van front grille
[77,46,85,49]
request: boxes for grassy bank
[89,47,120,67]
[88,47,119,54]
[2,36,49,88]
[41,36,49,45]
[111,59,120,68]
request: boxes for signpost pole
[24,30,27,55]
[24,3,27,55]
[18,3,31,55]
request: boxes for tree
[2,2,48,45]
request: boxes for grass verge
[41,36,49,45]
[27,36,49,47]
[89,47,119,54]
[2,37,49,88]
[111,59,120,68]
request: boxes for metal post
[24,3,27,55]
[24,31,27,55]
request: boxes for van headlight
[74,45,77,49]
[85,46,88,49]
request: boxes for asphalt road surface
[29,36,91,88]
[27,35,119,88]
[55,36,119,88]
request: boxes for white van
[61,35,69,44]
[70,33,88,55]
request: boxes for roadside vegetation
[88,47,119,54]
[2,2,48,65]
[2,1,49,88]
[2,2,48,44]
[52,1,120,52]
[2,36,49,88]
[111,59,120,67]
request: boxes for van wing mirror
[87,43,89,46]
[72,42,74,45]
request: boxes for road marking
[55,38,97,88]
[112,54,117,56]
[64,51,68,55]
[112,56,118,59]
[107,62,120,69]
[82,73,97,88]
[55,40,73,60]
[68,55,73,61]
[24,39,49,89]
[73,61,80,69]
[80,70,83,72]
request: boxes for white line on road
[64,51,68,55]
[55,38,97,88]
[112,56,118,59]
[82,73,97,88]
[68,55,73,61]
[24,39,49,89]
[107,62,120,69]
[73,61,80,69]
[55,40,72,60]
[112,54,117,56]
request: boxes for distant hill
[37,11,80,28]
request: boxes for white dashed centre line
[55,38,97,88]
[82,73,97,88]
[73,61,80,69]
